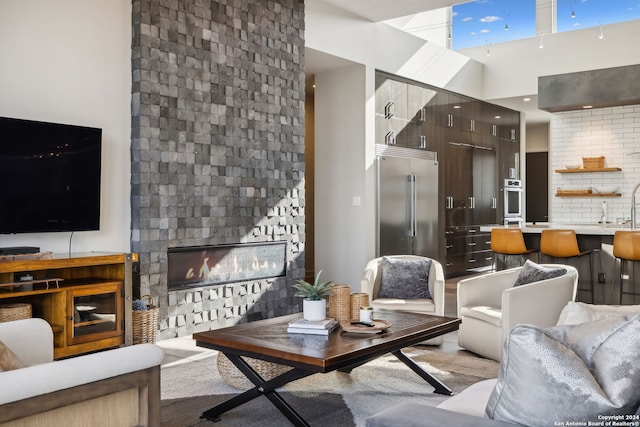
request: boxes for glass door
[67,283,122,345]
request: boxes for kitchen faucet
[632,182,640,229]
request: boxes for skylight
[452,0,536,50]
[452,0,640,50]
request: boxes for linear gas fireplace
[167,242,287,290]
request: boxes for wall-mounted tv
[0,117,102,234]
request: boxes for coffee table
[193,309,460,427]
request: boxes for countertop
[479,223,632,236]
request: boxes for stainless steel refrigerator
[376,146,439,258]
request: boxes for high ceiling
[318,0,463,22]
[307,0,552,125]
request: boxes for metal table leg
[201,353,314,427]
[392,349,454,396]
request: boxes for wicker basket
[350,293,369,320]
[132,295,158,344]
[327,284,351,321]
[582,156,605,169]
[0,303,32,322]
[217,352,292,390]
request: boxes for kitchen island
[479,223,632,305]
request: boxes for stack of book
[287,317,339,335]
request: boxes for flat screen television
[0,116,102,234]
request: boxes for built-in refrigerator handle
[408,175,417,237]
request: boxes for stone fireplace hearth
[130,0,306,340]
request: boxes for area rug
[161,347,499,427]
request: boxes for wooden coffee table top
[194,310,460,373]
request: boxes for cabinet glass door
[67,284,122,345]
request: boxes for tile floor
[156,274,476,366]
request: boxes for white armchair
[457,264,578,361]
[361,255,445,345]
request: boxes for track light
[599,22,604,39]
[569,0,576,18]
[538,35,544,49]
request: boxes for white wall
[305,0,483,97]
[0,0,132,253]
[550,105,640,224]
[314,64,370,288]
[526,123,550,153]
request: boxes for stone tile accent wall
[130,0,305,339]
[550,104,640,224]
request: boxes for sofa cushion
[557,301,640,325]
[512,260,566,287]
[378,257,431,299]
[0,340,25,371]
[459,306,502,327]
[366,403,520,427]
[485,314,640,426]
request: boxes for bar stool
[612,231,640,304]
[539,229,595,303]
[490,228,536,271]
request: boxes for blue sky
[452,0,640,50]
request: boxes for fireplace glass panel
[168,242,287,290]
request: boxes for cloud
[479,29,490,34]
[462,17,473,22]
[479,15,502,23]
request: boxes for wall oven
[504,179,523,225]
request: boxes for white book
[287,323,338,335]
[288,317,338,330]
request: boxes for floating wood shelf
[555,167,622,173]
[555,192,622,198]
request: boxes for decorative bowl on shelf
[565,164,581,170]
[592,186,619,194]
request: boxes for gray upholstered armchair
[360,255,445,345]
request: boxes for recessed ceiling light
[523,98,531,102]
[583,105,593,109]
[494,115,501,119]
[453,105,462,109]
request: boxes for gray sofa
[367,310,640,427]
[366,379,520,427]
[0,318,164,426]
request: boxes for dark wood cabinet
[375,70,520,277]
[444,227,493,276]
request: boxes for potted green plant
[292,270,333,321]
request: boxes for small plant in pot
[292,270,333,321]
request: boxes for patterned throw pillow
[378,257,432,299]
[0,340,26,371]
[485,315,640,426]
[512,259,566,287]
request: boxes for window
[557,0,640,33]
[452,0,536,50]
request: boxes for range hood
[538,64,640,113]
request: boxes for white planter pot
[303,299,326,321]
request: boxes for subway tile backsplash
[550,105,640,224]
